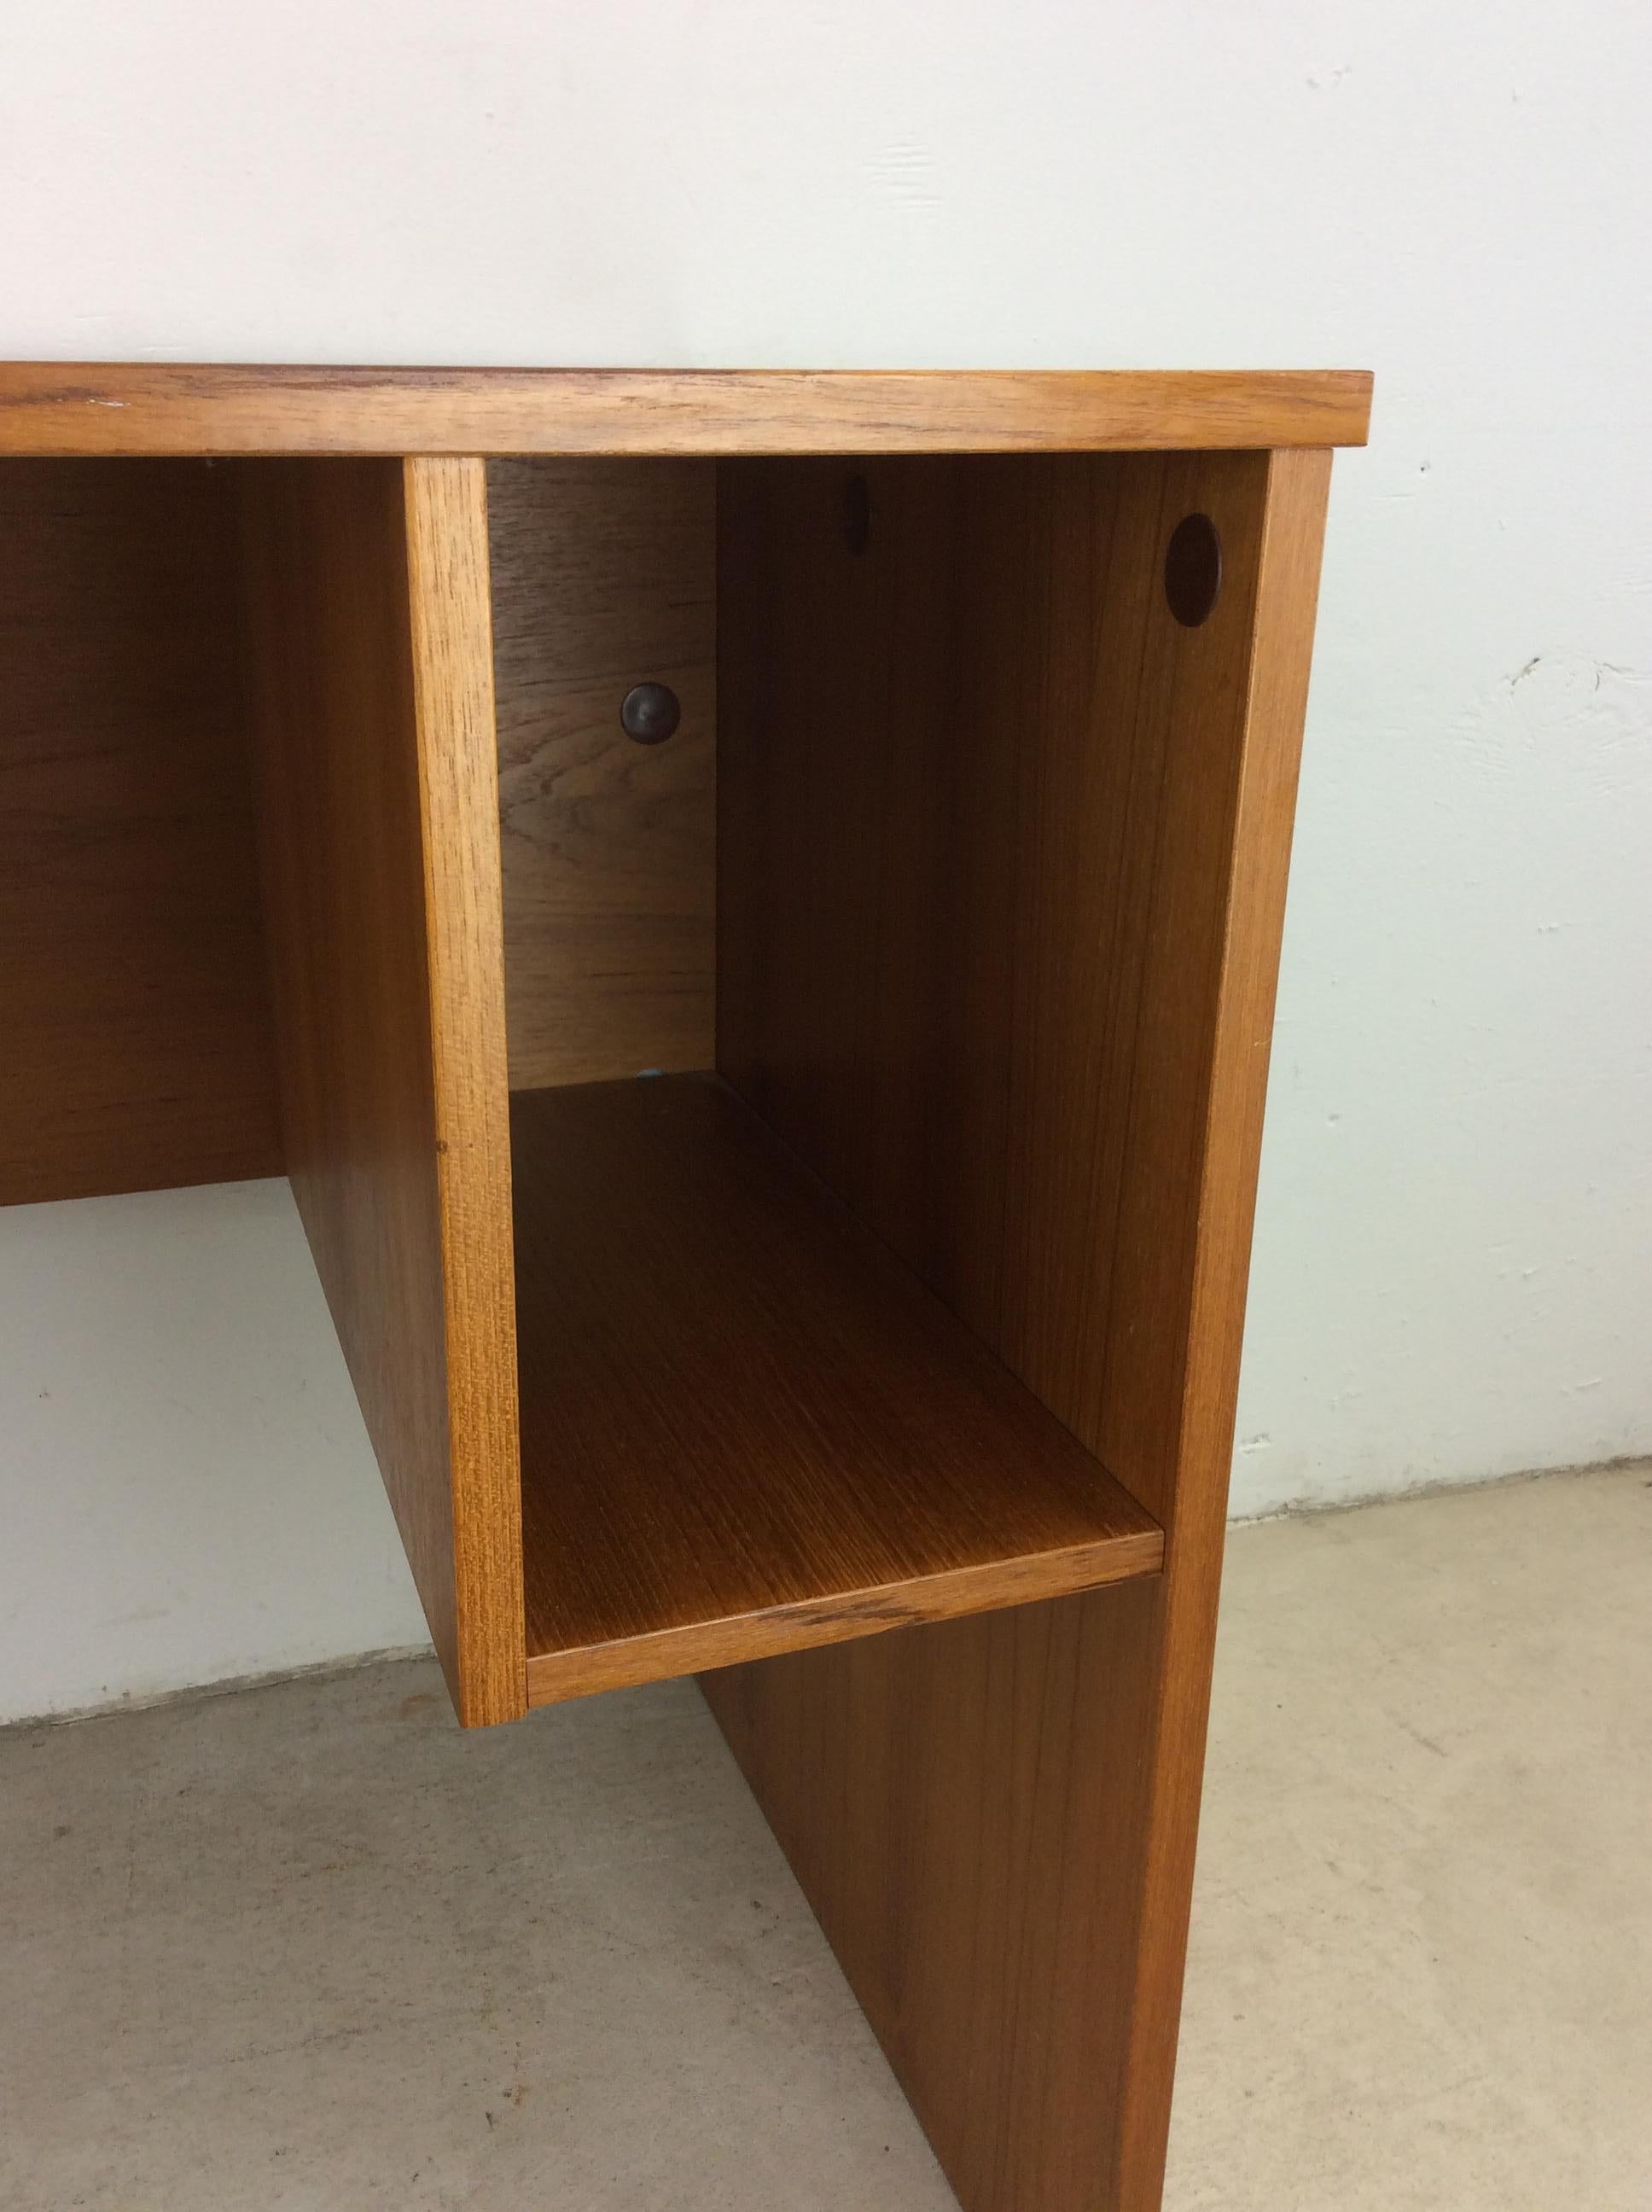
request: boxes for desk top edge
[0,364,1373,456]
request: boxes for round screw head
[620,682,682,745]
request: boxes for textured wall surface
[1,0,1648,1712]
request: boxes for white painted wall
[2,1,1648,1716]
[0,1184,428,1722]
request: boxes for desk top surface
[0,363,1371,457]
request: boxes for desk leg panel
[704,448,1333,2211]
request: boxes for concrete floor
[3,1464,1648,2211]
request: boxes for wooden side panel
[240,457,525,1727]
[707,1583,1160,2209]
[719,449,1207,1388]
[1107,447,1332,2203]
[0,459,281,1204]
[707,449,1333,2209]
[718,448,1297,1497]
[488,459,715,1088]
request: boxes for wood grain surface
[240,457,525,1727]
[718,448,1234,1409]
[489,459,716,1088]
[0,459,280,1204]
[1106,446,1333,2205]
[512,1075,1162,1707]
[0,364,1372,457]
[706,1580,1163,2210]
[705,445,1334,2209]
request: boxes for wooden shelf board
[0,364,1371,457]
[514,1075,1163,1705]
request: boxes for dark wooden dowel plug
[620,682,681,745]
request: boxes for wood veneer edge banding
[0,365,1374,457]
[525,1526,1164,1705]
[403,456,528,1726]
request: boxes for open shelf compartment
[512,1074,1161,1703]
[484,448,1234,1708]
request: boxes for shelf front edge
[524,1524,1165,1707]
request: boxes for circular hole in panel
[1164,513,1222,627]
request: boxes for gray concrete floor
[3,1464,1648,2211]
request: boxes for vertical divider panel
[240,457,525,1727]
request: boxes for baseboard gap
[2,1641,436,1738]
[1230,1448,1649,1532]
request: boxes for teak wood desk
[0,363,1371,2212]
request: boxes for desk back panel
[488,457,716,1091]
[0,459,282,1204]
